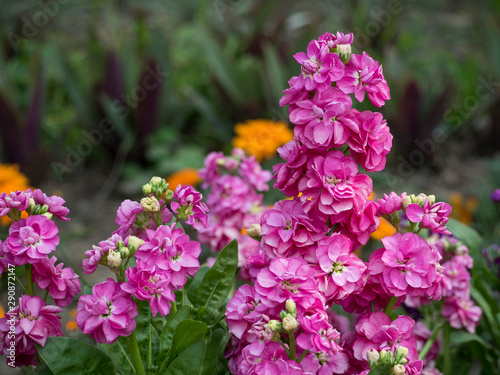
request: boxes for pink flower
[348,109,392,172]
[31,189,70,221]
[239,155,272,192]
[0,239,17,270]
[315,234,366,302]
[136,223,201,289]
[121,261,175,317]
[32,256,81,307]
[353,312,419,364]
[406,199,452,235]
[6,215,60,264]
[298,151,372,221]
[171,185,209,230]
[260,199,327,259]
[82,234,126,274]
[293,39,345,92]
[337,52,390,107]
[337,199,380,250]
[255,257,322,311]
[206,175,262,216]
[198,211,243,251]
[0,295,63,367]
[318,31,354,50]
[0,190,30,217]
[299,350,349,375]
[368,232,449,298]
[443,258,470,299]
[279,76,310,107]
[76,278,137,344]
[290,88,359,151]
[297,312,342,355]
[113,199,143,236]
[225,284,268,340]
[442,296,482,333]
[377,192,403,216]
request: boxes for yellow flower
[448,192,478,225]
[371,217,397,240]
[233,119,293,161]
[0,163,31,226]
[165,168,202,190]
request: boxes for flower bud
[164,189,174,201]
[282,315,299,333]
[107,251,122,268]
[415,193,427,205]
[427,195,436,205]
[141,196,160,213]
[246,223,262,241]
[366,348,380,363]
[128,236,144,255]
[334,43,352,64]
[401,195,412,210]
[150,176,163,186]
[134,211,151,229]
[396,346,408,358]
[120,247,130,258]
[42,212,53,220]
[393,364,406,375]
[285,299,297,317]
[142,183,152,196]
[267,320,283,332]
[379,349,388,363]
[116,240,125,250]
[27,198,36,214]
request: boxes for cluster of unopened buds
[367,347,410,374]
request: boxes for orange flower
[233,119,293,161]
[371,217,397,240]
[66,309,78,331]
[449,192,478,225]
[165,168,202,190]
[0,304,4,319]
[0,163,31,226]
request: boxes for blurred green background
[1,0,500,235]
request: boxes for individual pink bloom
[171,185,209,230]
[0,190,31,217]
[245,315,276,356]
[0,238,17,270]
[254,257,322,311]
[32,256,81,307]
[113,199,143,236]
[121,261,175,317]
[297,312,342,355]
[225,284,268,340]
[337,199,380,251]
[279,76,310,107]
[236,234,260,281]
[207,175,262,216]
[245,244,272,283]
[82,245,103,274]
[6,215,60,264]
[406,199,452,235]
[272,140,318,198]
[337,52,390,107]
[76,278,137,344]
[443,258,471,299]
[256,357,304,375]
[315,234,366,301]
[414,321,439,366]
[30,188,70,221]
[236,341,288,375]
[298,150,372,220]
[136,223,201,289]
[404,295,432,309]
[290,88,359,151]
[348,109,393,172]
[299,350,349,375]
[198,151,226,188]
[260,199,327,259]
[369,232,450,298]
[239,154,272,192]
[353,312,419,364]
[198,211,242,252]
[377,192,403,216]
[0,295,63,367]
[318,31,354,50]
[442,296,482,333]
[293,39,345,92]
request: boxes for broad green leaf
[368,363,392,375]
[36,337,115,375]
[450,330,492,349]
[34,362,54,375]
[201,328,225,375]
[470,285,500,348]
[159,305,191,360]
[446,218,482,252]
[187,265,210,305]
[98,337,134,375]
[171,320,208,357]
[194,240,238,320]
[164,340,206,375]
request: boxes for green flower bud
[141,196,160,213]
[164,189,174,201]
[128,236,144,255]
[116,240,125,250]
[393,364,406,375]
[267,320,283,332]
[366,348,380,363]
[120,247,130,259]
[107,251,122,269]
[142,183,152,196]
[285,299,297,317]
[282,315,299,333]
[396,346,408,358]
[42,212,53,220]
[150,176,163,186]
[26,198,36,214]
[247,223,262,241]
[334,44,352,64]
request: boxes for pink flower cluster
[0,188,79,367]
[198,149,270,277]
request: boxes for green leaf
[36,337,115,375]
[446,218,482,252]
[171,320,208,358]
[194,240,238,320]
[98,337,134,375]
[83,285,93,295]
[187,265,210,305]
[159,305,191,361]
[201,328,225,375]
[368,363,392,375]
[34,362,54,375]
[450,330,492,349]
[164,340,206,375]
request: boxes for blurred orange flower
[165,168,202,190]
[449,192,478,225]
[66,309,78,331]
[0,163,31,226]
[371,217,397,240]
[233,119,293,161]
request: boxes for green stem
[278,339,290,356]
[25,264,35,296]
[419,322,443,360]
[170,301,177,315]
[43,289,49,302]
[297,349,309,363]
[15,275,27,293]
[443,322,451,375]
[181,288,185,307]
[383,296,398,316]
[409,221,418,233]
[148,311,153,374]
[327,224,338,236]
[126,332,146,375]
[289,332,296,360]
